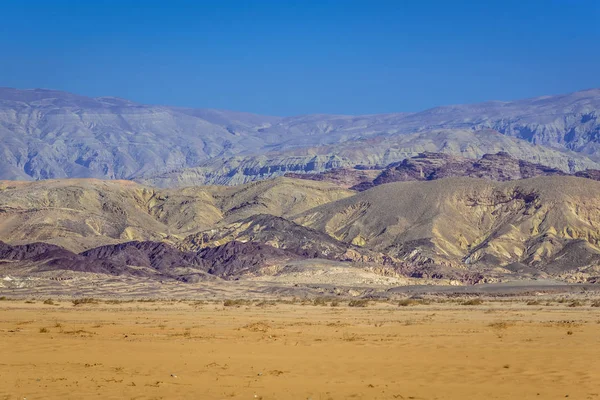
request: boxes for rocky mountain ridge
[2,175,600,284]
[2,87,600,185]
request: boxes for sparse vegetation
[43,298,55,305]
[39,327,49,333]
[348,299,369,307]
[105,299,128,305]
[398,299,416,307]
[489,321,510,329]
[313,297,329,306]
[461,299,484,306]
[591,300,600,307]
[72,298,98,306]
[223,299,251,307]
[568,300,583,308]
[526,300,541,306]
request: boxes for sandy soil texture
[1,299,599,399]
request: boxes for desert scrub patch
[461,299,484,306]
[255,300,276,307]
[526,300,541,306]
[72,298,98,306]
[348,299,369,307]
[105,299,130,305]
[398,298,430,307]
[43,298,55,305]
[568,300,583,308]
[591,300,600,307]
[223,299,251,307]
[397,299,416,307]
[489,321,511,329]
[242,322,271,333]
[313,297,330,306]
[39,327,49,333]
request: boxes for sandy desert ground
[1,298,600,400]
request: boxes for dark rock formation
[350,152,568,190]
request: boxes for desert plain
[1,296,600,400]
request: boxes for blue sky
[1,0,598,115]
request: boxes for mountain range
[2,87,600,287]
[2,171,600,285]
[1,87,600,186]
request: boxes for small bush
[39,327,49,333]
[223,299,251,307]
[43,299,55,305]
[568,300,583,308]
[0,296,7,301]
[105,299,127,305]
[489,321,510,329]
[591,300,600,308]
[348,299,369,308]
[313,297,329,306]
[526,300,541,306]
[461,299,484,306]
[72,298,98,306]
[330,300,340,307]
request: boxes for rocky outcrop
[351,152,568,190]
[285,167,380,189]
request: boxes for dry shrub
[223,299,251,307]
[489,321,510,329]
[461,299,484,306]
[348,299,369,307]
[242,322,271,333]
[72,298,98,306]
[398,299,415,307]
[313,297,329,306]
[43,299,55,305]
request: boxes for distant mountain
[1,87,600,185]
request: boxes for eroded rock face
[351,152,568,190]
[285,167,380,189]
[295,176,600,283]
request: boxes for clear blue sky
[1,0,598,115]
